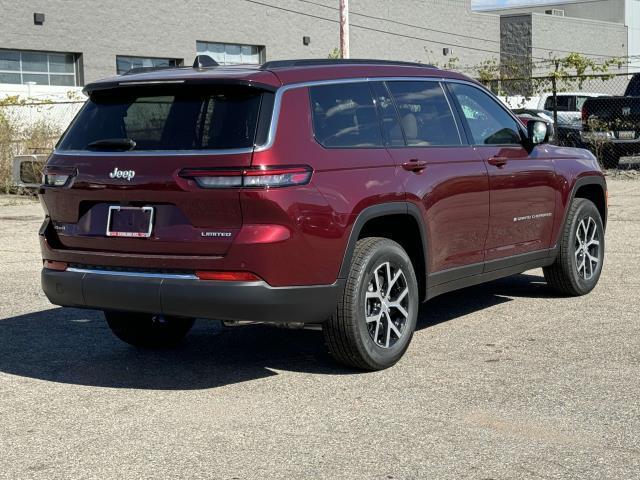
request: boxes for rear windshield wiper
[87,138,136,151]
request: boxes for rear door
[378,80,490,274]
[447,82,557,262]
[43,83,272,256]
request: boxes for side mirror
[527,120,549,146]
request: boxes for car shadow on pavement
[416,271,557,330]
[0,273,554,390]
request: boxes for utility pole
[340,0,349,59]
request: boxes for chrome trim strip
[54,148,254,157]
[66,267,198,280]
[254,76,469,153]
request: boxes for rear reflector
[235,224,290,244]
[195,271,262,282]
[44,260,68,271]
[180,165,312,189]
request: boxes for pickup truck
[501,92,605,124]
[581,74,640,167]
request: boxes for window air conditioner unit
[11,154,48,188]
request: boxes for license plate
[106,206,154,238]
[618,131,635,140]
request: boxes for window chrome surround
[256,76,521,153]
[54,75,520,157]
[66,267,198,280]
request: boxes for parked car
[512,108,584,148]
[581,74,640,168]
[556,117,586,149]
[537,92,605,121]
[512,108,554,124]
[512,109,556,141]
[40,57,607,370]
[502,92,605,124]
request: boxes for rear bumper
[41,268,343,324]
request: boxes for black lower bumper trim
[41,269,343,324]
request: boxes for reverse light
[180,165,313,189]
[43,166,76,187]
[196,271,262,282]
[243,167,312,188]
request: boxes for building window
[0,49,79,86]
[196,41,264,65]
[116,56,183,75]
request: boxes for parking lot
[0,178,638,479]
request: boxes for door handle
[487,156,508,168]
[402,159,427,172]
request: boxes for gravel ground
[0,180,638,480]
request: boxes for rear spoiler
[83,78,278,96]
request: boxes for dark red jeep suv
[40,58,607,370]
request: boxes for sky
[472,0,573,10]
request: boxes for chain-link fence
[483,72,640,169]
[2,68,639,192]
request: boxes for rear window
[58,85,269,151]
[544,95,572,111]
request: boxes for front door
[448,82,557,262]
[374,80,490,275]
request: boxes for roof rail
[193,55,219,69]
[260,59,437,70]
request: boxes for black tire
[104,311,195,348]
[323,237,419,371]
[544,198,605,296]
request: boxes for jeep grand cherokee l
[40,58,607,370]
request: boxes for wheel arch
[338,203,428,301]
[553,175,607,253]
[573,178,607,230]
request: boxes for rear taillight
[196,271,262,282]
[581,106,588,125]
[180,165,313,189]
[43,166,77,187]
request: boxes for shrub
[0,97,62,193]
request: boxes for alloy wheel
[364,261,411,348]
[575,216,601,281]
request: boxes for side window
[370,81,405,147]
[544,95,572,111]
[449,83,522,145]
[386,81,461,146]
[309,83,382,148]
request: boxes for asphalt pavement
[0,179,638,479]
